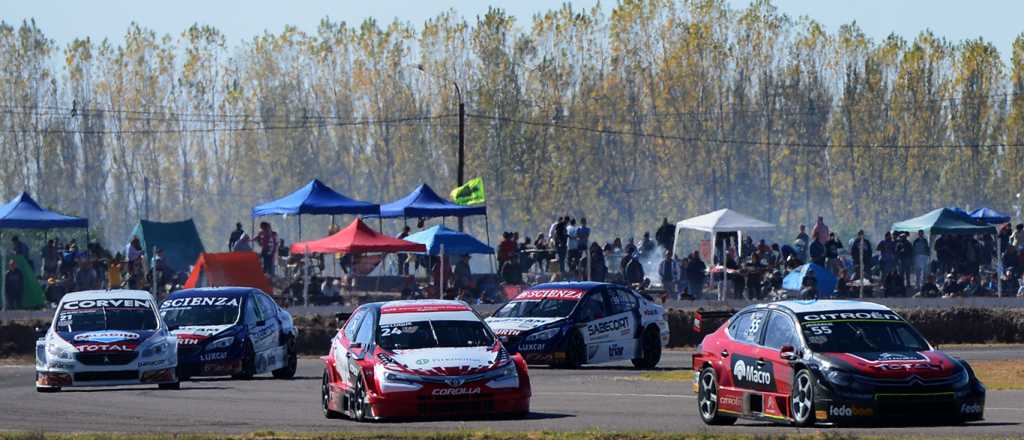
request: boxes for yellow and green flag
[450,177,485,205]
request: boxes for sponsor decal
[47,361,75,370]
[416,359,430,366]
[608,345,624,358]
[874,363,942,371]
[719,395,742,409]
[799,311,903,323]
[586,317,629,338]
[431,387,481,396]
[76,343,135,352]
[62,298,152,310]
[849,352,927,363]
[829,405,874,417]
[730,354,775,391]
[515,289,585,301]
[381,304,471,314]
[73,331,140,343]
[444,378,466,387]
[643,308,660,316]
[493,328,522,336]
[815,410,828,420]
[176,337,202,345]
[139,359,166,368]
[200,352,228,361]
[961,403,983,414]
[518,343,545,352]
[161,297,240,308]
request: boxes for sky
[4,0,1023,58]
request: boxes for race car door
[754,310,800,418]
[605,287,640,361]
[247,294,279,373]
[254,293,285,371]
[335,307,367,388]
[724,309,773,393]
[577,288,634,363]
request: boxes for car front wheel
[791,369,816,427]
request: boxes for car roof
[168,287,261,298]
[527,281,609,292]
[59,289,154,303]
[378,299,469,310]
[756,299,893,315]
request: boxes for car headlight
[46,341,74,360]
[953,368,970,388]
[379,368,422,392]
[823,368,853,387]
[142,341,170,358]
[486,362,520,389]
[524,327,561,342]
[206,336,234,350]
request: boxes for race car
[35,290,179,392]
[321,300,531,421]
[485,282,669,368]
[160,287,297,380]
[693,300,986,426]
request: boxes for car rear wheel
[272,340,297,379]
[322,371,342,419]
[631,327,662,369]
[791,369,816,427]
[232,342,256,380]
[697,367,736,425]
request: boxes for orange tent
[183,252,273,294]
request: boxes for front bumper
[367,385,531,419]
[36,357,178,388]
[175,343,243,377]
[814,380,986,425]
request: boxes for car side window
[244,296,260,325]
[763,311,799,350]
[257,294,277,320]
[729,310,767,345]
[577,292,607,321]
[727,312,752,339]
[354,310,376,346]
[609,289,638,315]
[344,309,366,342]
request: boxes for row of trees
[2,0,1024,251]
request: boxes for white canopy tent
[672,209,775,300]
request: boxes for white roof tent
[672,209,775,300]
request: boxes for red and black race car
[693,300,986,426]
[321,300,530,421]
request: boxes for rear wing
[692,308,735,335]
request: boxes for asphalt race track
[2,348,1022,436]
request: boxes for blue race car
[485,282,669,368]
[159,287,297,380]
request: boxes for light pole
[414,65,465,231]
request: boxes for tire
[559,330,586,369]
[791,369,816,427]
[158,382,181,390]
[631,327,662,369]
[272,341,297,379]
[322,370,342,419]
[697,367,737,425]
[36,386,60,393]
[232,342,256,380]
[351,374,372,422]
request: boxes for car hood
[485,317,565,337]
[384,346,504,376]
[169,324,235,344]
[57,329,157,352]
[818,350,960,379]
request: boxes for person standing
[811,216,829,245]
[41,239,59,278]
[228,222,244,251]
[255,222,278,277]
[912,230,930,288]
[825,233,843,274]
[686,251,706,299]
[655,218,675,251]
[877,232,897,276]
[4,259,23,310]
[553,217,568,273]
[896,232,914,287]
[396,226,411,275]
[658,250,678,299]
[850,230,872,280]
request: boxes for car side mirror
[34,326,47,339]
[779,345,798,361]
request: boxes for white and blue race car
[159,287,297,380]
[35,290,179,392]
[485,282,670,368]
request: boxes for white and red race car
[321,300,531,421]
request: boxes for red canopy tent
[290,218,425,254]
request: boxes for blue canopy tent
[782,263,838,297]
[0,192,89,310]
[970,207,1011,225]
[251,178,380,241]
[404,224,494,256]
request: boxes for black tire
[322,370,342,419]
[631,327,662,369]
[158,382,180,390]
[697,367,737,425]
[558,330,586,369]
[232,342,256,380]
[272,340,297,379]
[791,369,816,427]
[351,374,372,422]
[36,386,60,393]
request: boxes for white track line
[535,391,694,399]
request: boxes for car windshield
[160,298,240,328]
[378,320,494,350]
[55,306,158,332]
[801,320,930,353]
[493,299,577,318]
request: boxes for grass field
[637,359,1024,391]
[0,432,1008,440]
